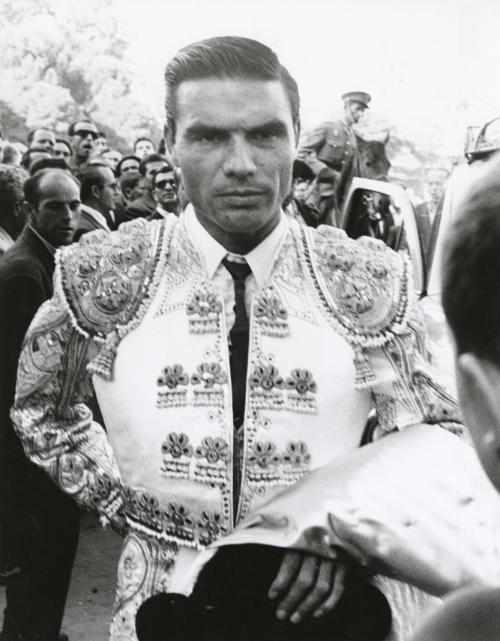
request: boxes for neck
[195,209,280,254]
[86,199,107,216]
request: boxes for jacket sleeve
[10,284,127,534]
[369,291,464,438]
[300,123,328,152]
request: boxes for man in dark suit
[0,168,81,641]
[147,163,180,220]
[74,163,119,239]
[123,153,169,221]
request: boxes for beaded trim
[303,225,413,388]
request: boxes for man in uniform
[300,91,371,174]
[11,38,460,641]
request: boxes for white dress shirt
[182,204,287,332]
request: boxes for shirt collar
[81,204,110,230]
[182,204,287,287]
[28,225,56,255]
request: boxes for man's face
[345,102,366,125]
[71,121,99,162]
[119,157,140,176]
[427,171,447,203]
[53,141,72,161]
[153,170,178,211]
[127,177,146,203]
[169,78,297,244]
[95,166,120,212]
[135,140,155,159]
[293,180,309,203]
[144,160,168,190]
[94,136,107,155]
[30,129,55,151]
[102,149,122,171]
[30,172,81,246]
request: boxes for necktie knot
[222,256,251,282]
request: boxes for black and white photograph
[1,1,500,639]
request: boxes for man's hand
[268,550,347,624]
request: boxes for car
[340,176,458,391]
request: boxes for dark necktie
[222,257,252,431]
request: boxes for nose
[223,136,256,177]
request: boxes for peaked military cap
[342,91,371,108]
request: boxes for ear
[90,184,101,200]
[456,353,500,489]
[123,187,132,201]
[293,120,301,148]
[164,122,178,166]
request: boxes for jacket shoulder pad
[56,219,166,338]
[308,225,411,347]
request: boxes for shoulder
[306,225,411,342]
[56,218,168,338]
[0,243,44,286]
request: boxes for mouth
[218,189,265,198]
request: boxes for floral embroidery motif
[192,362,227,408]
[254,288,289,337]
[125,488,227,548]
[246,440,312,487]
[339,280,375,314]
[197,510,224,545]
[186,286,222,334]
[157,365,189,408]
[249,364,284,391]
[160,432,193,480]
[194,436,230,487]
[324,245,356,272]
[285,369,317,395]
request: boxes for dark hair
[0,163,26,216]
[97,132,106,139]
[29,157,70,176]
[116,154,140,177]
[442,153,500,364]
[55,138,73,155]
[164,36,300,138]
[134,137,154,151]
[120,171,143,192]
[24,168,79,208]
[68,120,96,136]
[138,153,168,176]
[20,147,52,170]
[76,165,111,202]
[27,127,53,144]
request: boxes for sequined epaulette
[55,218,173,380]
[304,225,412,386]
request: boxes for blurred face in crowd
[135,139,155,159]
[119,157,140,176]
[94,135,108,155]
[102,149,122,171]
[427,170,447,204]
[293,180,309,203]
[30,128,55,151]
[143,159,168,190]
[94,166,120,212]
[121,175,146,204]
[53,141,72,161]
[168,78,298,251]
[71,121,99,162]
[27,171,81,246]
[344,101,365,125]
[153,168,178,212]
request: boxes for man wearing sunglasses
[149,164,179,219]
[68,120,99,170]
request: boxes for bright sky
[116,0,499,155]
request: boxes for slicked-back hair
[76,165,112,202]
[138,154,168,176]
[24,168,79,209]
[442,153,500,365]
[164,36,300,139]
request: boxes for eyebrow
[184,119,289,140]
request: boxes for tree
[0,0,160,150]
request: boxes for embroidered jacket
[11,215,462,639]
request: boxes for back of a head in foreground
[164,36,300,136]
[441,151,500,490]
